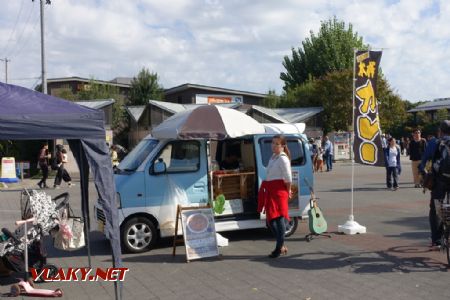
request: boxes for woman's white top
[266,152,292,183]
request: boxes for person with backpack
[409,129,427,188]
[384,138,401,191]
[419,121,450,249]
[309,138,318,173]
[37,142,51,189]
[53,146,74,189]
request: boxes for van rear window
[259,138,305,167]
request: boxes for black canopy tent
[0,82,122,298]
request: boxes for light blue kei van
[94,124,314,253]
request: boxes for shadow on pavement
[383,216,430,238]
[45,232,112,258]
[222,248,447,274]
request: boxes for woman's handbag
[53,206,85,251]
[422,172,434,190]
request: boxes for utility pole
[0,58,10,83]
[33,0,51,93]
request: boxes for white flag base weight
[338,215,366,235]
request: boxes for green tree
[436,108,448,123]
[76,79,129,144]
[377,79,407,135]
[77,79,121,100]
[55,88,77,101]
[262,90,279,108]
[129,68,164,105]
[280,79,317,108]
[278,69,406,135]
[280,16,366,90]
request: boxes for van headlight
[116,193,122,208]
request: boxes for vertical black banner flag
[353,50,384,166]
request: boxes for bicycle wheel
[445,225,450,266]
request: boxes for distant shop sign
[196,94,243,104]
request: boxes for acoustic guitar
[308,199,328,234]
[304,178,328,235]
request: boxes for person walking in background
[419,126,443,249]
[309,138,318,173]
[405,137,411,156]
[315,147,324,172]
[111,144,120,168]
[381,134,387,148]
[384,138,401,191]
[257,135,292,258]
[323,136,333,172]
[37,142,51,189]
[54,146,74,188]
[409,129,427,188]
[399,138,405,155]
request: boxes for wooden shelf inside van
[212,171,255,200]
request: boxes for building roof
[126,105,146,123]
[148,100,241,114]
[140,100,323,125]
[149,100,186,114]
[274,107,324,123]
[408,98,450,112]
[251,105,290,123]
[75,99,115,110]
[47,76,131,88]
[164,83,268,98]
[110,77,133,85]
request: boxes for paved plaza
[0,156,449,299]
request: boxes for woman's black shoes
[268,249,281,258]
[268,246,287,258]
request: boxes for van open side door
[254,134,313,218]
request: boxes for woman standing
[257,135,292,258]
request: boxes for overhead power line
[5,2,38,58]
[0,0,26,57]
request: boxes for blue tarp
[0,82,105,139]
[0,82,122,297]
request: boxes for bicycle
[438,198,450,266]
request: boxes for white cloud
[0,0,449,102]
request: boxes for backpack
[50,152,62,170]
[50,157,58,170]
[433,139,450,179]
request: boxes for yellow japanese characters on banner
[353,51,384,166]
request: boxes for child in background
[315,147,324,172]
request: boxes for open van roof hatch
[263,123,305,134]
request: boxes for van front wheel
[121,217,157,253]
[284,217,298,237]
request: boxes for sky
[0,0,448,102]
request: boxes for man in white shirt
[323,136,333,172]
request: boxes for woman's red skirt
[257,179,290,223]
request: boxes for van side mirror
[153,158,167,174]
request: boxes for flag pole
[338,48,367,235]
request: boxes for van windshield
[118,139,159,172]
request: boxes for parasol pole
[338,48,367,235]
